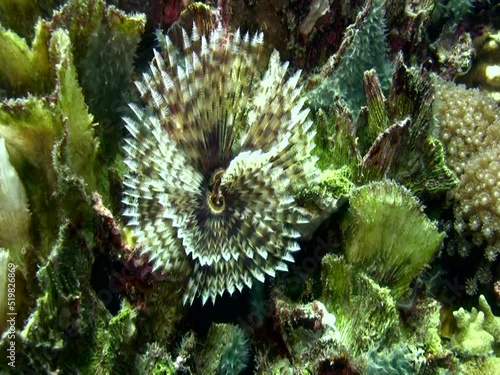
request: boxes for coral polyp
[122,23,318,305]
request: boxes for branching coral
[122,23,319,305]
[450,295,500,356]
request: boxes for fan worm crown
[122,23,319,305]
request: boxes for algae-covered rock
[273,297,342,371]
[321,254,401,355]
[295,166,352,238]
[308,0,393,117]
[402,297,444,356]
[196,323,250,375]
[0,224,139,373]
[135,342,176,375]
[86,299,137,373]
[459,356,500,375]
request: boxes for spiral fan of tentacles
[122,23,319,305]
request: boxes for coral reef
[135,342,176,374]
[452,305,495,356]
[459,357,500,375]
[313,56,457,199]
[272,297,342,371]
[135,342,176,375]
[433,0,476,27]
[321,254,401,355]
[454,145,500,257]
[435,78,500,291]
[122,23,319,305]
[0,21,52,96]
[0,0,64,39]
[0,0,499,374]
[0,224,138,373]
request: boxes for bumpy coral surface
[435,79,500,274]
[435,79,499,176]
[122,24,318,305]
[454,145,500,259]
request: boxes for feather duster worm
[122,23,319,305]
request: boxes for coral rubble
[1,0,499,374]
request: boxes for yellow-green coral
[460,357,500,375]
[477,294,500,343]
[452,307,494,356]
[0,2,147,372]
[450,295,500,356]
[0,1,72,40]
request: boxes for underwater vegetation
[0,0,500,374]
